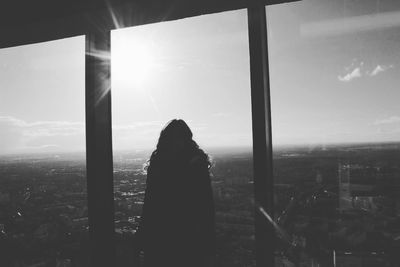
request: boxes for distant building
[338,163,379,213]
[315,170,323,184]
[338,163,352,211]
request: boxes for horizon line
[1,140,400,157]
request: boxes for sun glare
[112,35,157,91]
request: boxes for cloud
[112,120,210,151]
[338,67,362,82]
[0,116,85,154]
[0,117,25,153]
[0,117,84,137]
[368,64,394,76]
[372,116,400,139]
[338,62,394,82]
[373,116,400,125]
[301,11,400,38]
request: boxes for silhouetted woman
[135,119,216,267]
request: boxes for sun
[111,35,157,91]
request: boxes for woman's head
[147,119,210,168]
[156,119,193,155]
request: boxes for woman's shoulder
[189,150,209,166]
[188,150,210,172]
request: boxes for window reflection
[0,37,87,266]
[267,0,400,266]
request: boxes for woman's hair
[146,119,210,170]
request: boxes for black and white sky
[0,0,400,154]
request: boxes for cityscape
[1,0,399,266]
[0,142,399,266]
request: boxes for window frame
[0,1,300,266]
[87,6,276,265]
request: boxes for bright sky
[267,0,400,145]
[1,0,400,155]
[111,10,251,151]
[0,36,85,154]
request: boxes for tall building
[338,163,352,211]
[338,163,379,213]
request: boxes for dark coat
[136,153,216,267]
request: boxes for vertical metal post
[247,4,275,267]
[85,30,115,267]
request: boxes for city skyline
[1,0,400,155]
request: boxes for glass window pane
[0,37,87,266]
[112,10,255,267]
[267,1,400,266]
